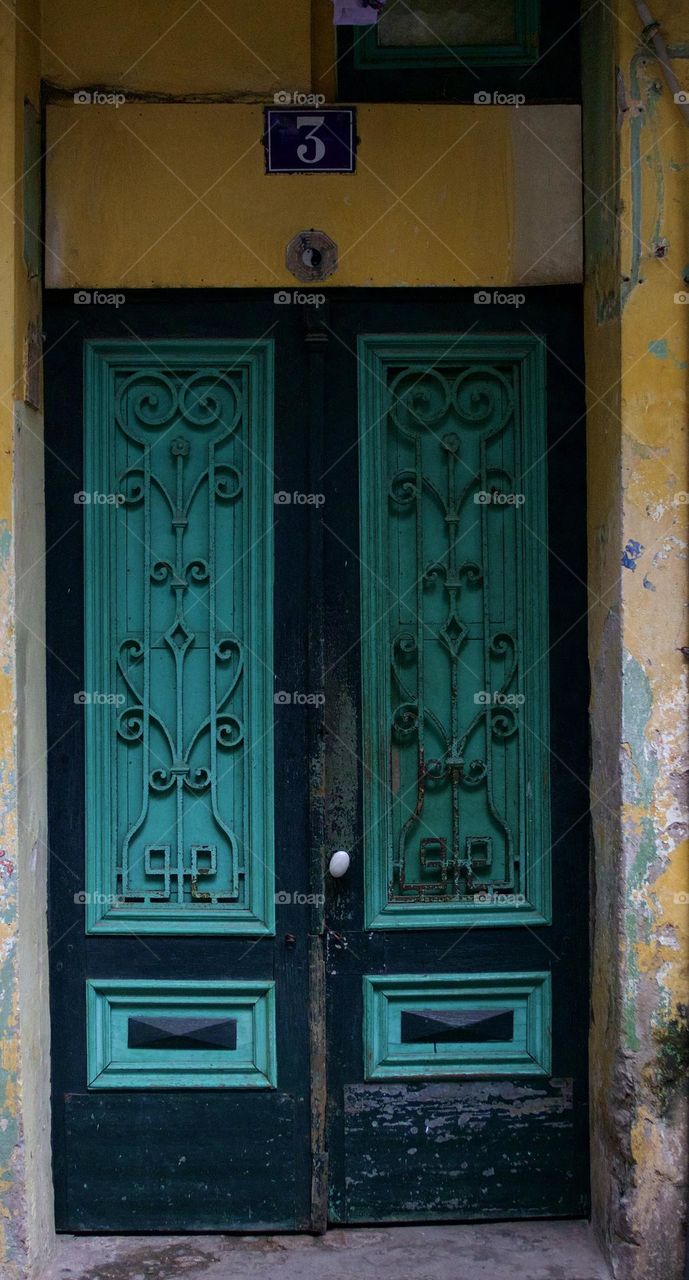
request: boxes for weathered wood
[322,290,590,1225]
[341,1080,588,1221]
[64,1092,298,1230]
[305,304,329,1234]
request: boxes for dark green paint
[652,1004,689,1114]
[46,289,589,1232]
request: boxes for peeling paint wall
[0,3,51,1279]
[584,2,689,1277]
[14,396,51,1279]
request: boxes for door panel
[321,291,589,1223]
[46,294,313,1231]
[340,1076,580,1221]
[82,341,275,934]
[363,971,551,1078]
[62,1092,297,1231]
[357,334,550,928]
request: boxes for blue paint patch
[642,575,656,591]
[0,521,11,566]
[647,337,688,369]
[622,539,644,571]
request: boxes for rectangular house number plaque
[264,107,357,174]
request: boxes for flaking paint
[0,3,50,1277]
[0,526,22,1270]
[586,3,689,1275]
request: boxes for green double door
[46,289,589,1231]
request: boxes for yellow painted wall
[40,0,313,98]
[40,1,581,290]
[44,102,582,288]
[0,2,51,1278]
[585,2,689,1276]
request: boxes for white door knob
[328,850,350,878]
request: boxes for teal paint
[623,813,658,1052]
[621,652,660,1051]
[648,338,668,359]
[0,522,12,681]
[647,82,665,251]
[0,939,22,1239]
[86,979,277,1087]
[622,48,673,309]
[0,521,12,565]
[358,335,551,930]
[363,972,551,1079]
[622,652,655,809]
[621,52,647,308]
[647,338,686,369]
[0,678,22,1264]
[83,340,275,935]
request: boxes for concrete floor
[41,1222,611,1280]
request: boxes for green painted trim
[358,334,551,929]
[354,0,540,70]
[83,339,275,935]
[86,979,277,1088]
[363,971,551,1078]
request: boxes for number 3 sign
[264,108,357,174]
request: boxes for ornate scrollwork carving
[114,364,247,908]
[387,362,522,903]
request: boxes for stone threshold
[38,1220,610,1280]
